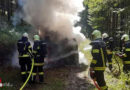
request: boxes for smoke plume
[21,0,85,42]
[11,0,25,26]
[11,0,86,67]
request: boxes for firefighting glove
[116,53,123,58]
[90,68,95,79]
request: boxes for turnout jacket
[90,38,107,71]
[17,37,32,58]
[122,40,130,65]
[103,37,114,65]
[33,40,47,66]
[103,37,114,52]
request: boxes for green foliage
[0,24,33,45]
[0,29,17,57]
[14,25,33,34]
[106,55,130,90]
[79,0,130,37]
[0,31,17,46]
[0,24,33,65]
[76,6,92,38]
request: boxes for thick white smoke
[21,0,85,42]
[12,0,86,67]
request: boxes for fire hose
[20,58,34,90]
[89,69,101,90]
[92,79,101,90]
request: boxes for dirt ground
[0,65,95,90]
[65,65,95,90]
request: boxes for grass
[0,67,68,90]
[0,65,95,90]
[0,67,22,90]
[26,68,68,90]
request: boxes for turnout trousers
[123,64,130,73]
[95,71,108,90]
[32,57,44,83]
[123,65,130,85]
[19,57,32,82]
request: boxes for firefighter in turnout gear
[17,33,32,82]
[119,34,130,73]
[32,35,47,83]
[116,34,130,85]
[90,30,108,90]
[102,33,114,71]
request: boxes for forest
[0,0,129,37]
[0,0,130,90]
[78,0,130,38]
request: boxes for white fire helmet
[92,30,101,39]
[23,32,28,38]
[121,34,129,41]
[102,33,109,39]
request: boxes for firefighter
[90,30,108,90]
[116,34,130,85]
[102,33,114,71]
[118,34,130,73]
[17,32,32,82]
[32,35,47,83]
